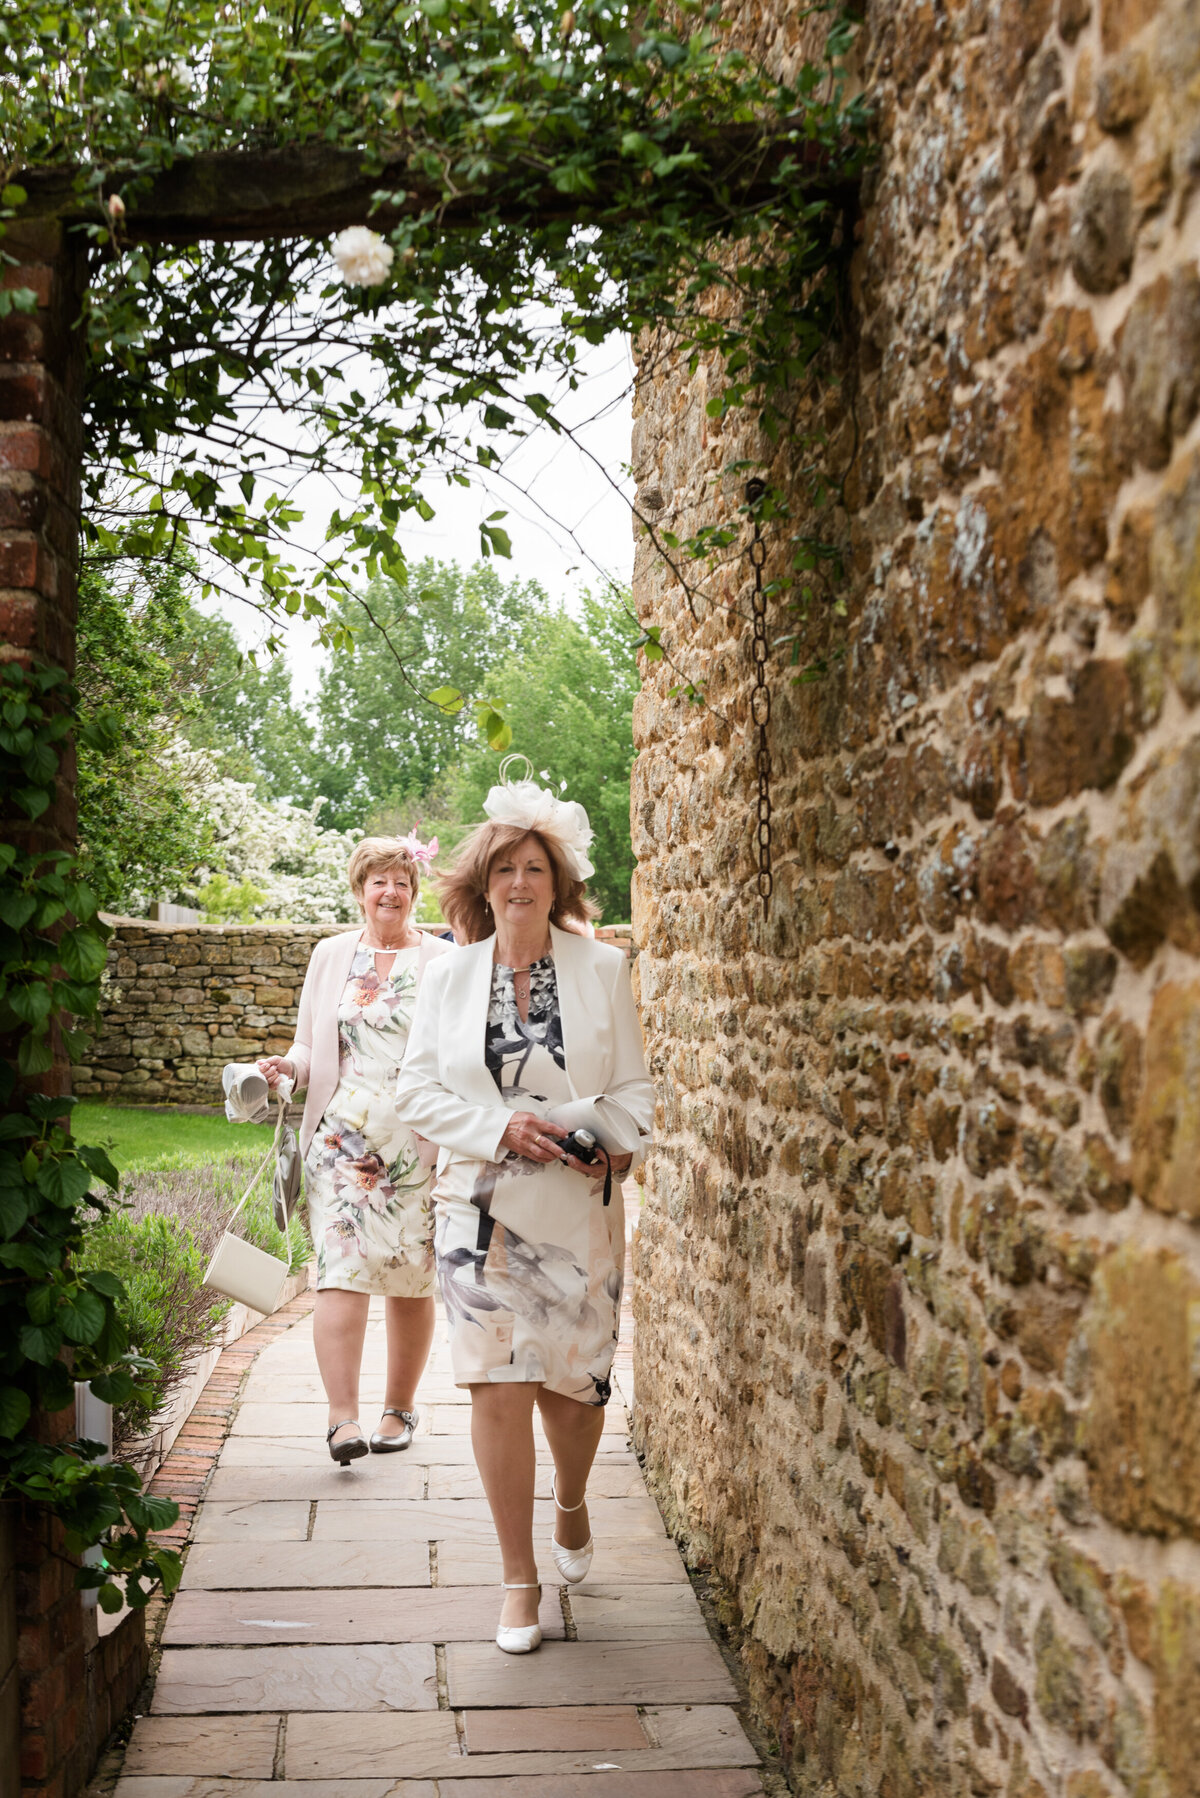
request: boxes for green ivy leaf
[35,1155,93,1206]
[59,1289,107,1345]
[58,927,109,983]
[19,1321,63,1365]
[0,893,35,929]
[0,1188,30,1239]
[76,1143,120,1188]
[17,1035,54,1077]
[0,1386,31,1439]
[87,1366,134,1405]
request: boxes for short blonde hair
[347,838,421,915]
[436,823,599,943]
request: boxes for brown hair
[436,823,599,943]
[346,837,421,916]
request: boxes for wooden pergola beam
[17,134,843,243]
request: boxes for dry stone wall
[630,1,1200,1795]
[76,919,344,1104]
[79,919,635,1105]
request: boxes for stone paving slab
[308,1496,666,1545]
[163,1586,566,1645]
[215,1434,639,1469]
[432,1538,690,1586]
[154,1644,439,1712]
[122,1716,280,1778]
[231,1404,434,1438]
[426,1461,649,1501]
[444,1639,738,1707]
[461,1706,647,1751]
[205,1463,426,1503]
[190,1501,311,1542]
[284,1704,755,1778]
[567,1584,712,1640]
[436,1775,763,1797]
[114,1783,437,1797]
[181,1541,431,1590]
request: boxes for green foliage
[197,872,269,923]
[447,589,639,920]
[163,604,316,799]
[5,0,869,690]
[308,561,547,831]
[76,561,212,912]
[73,1104,275,1176]
[0,660,181,1610]
[78,1210,228,1451]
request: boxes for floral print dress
[433,955,624,1405]
[305,942,435,1297]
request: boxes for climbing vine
[3,0,870,691]
[0,661,182,1610]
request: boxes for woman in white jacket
[395,773,653,1654]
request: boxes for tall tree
[167,607,315,801]
[75,564,211,912]
[447,589,639,922]
[308,560,545,832]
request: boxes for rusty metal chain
[746,478,771,919]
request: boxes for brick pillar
[0,222,98,1798]
[0,218,85,678]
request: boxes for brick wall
[79,919,635,1106]
[630,0,1200,1793]
[0,222,147,1798]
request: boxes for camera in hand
[560,1127,601,1166]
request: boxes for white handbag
[203,1095,298,1315]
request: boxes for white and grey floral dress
[305,943,435,1297]
[434,955,624,1405]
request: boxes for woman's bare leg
[375,1294,436,1438]
[312,1288,370,1448]
[470,1383,540,1627]
[537,1387,606,1551]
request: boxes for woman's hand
[500,1113,569,1162]
[564,1146,633,1182]
[257,1056,295,1091]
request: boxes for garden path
[115,1187,766,1796]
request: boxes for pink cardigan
[286,927,453,1157]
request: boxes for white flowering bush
[171,743,360,925]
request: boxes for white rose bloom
[332,227,395,287]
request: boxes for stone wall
[79,919,635,1106]
[76,919,344,1105]
[630,0,1200,1794]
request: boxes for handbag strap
[225,1094,292,1260]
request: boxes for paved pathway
[116,1191,766,1796]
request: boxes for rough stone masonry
[630,0,1200,1793]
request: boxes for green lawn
[74,1103,275,1176]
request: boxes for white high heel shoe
[550,1479,594,1584]
[496,1582,542,1655]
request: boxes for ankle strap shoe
[496,1582,542,1655]
[550,1478,594,1584]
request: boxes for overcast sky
[200,333,637,704]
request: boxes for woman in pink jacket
[258,835,452,1464]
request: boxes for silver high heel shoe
[496,1582,542,1654]
[550,1478,594,1584]
[370,1407,418,1452]
[326,1418,368,1465]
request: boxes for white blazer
[394,922,655,1171]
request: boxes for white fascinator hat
[483,754,596,882]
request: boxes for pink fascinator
[397,830,438,866]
